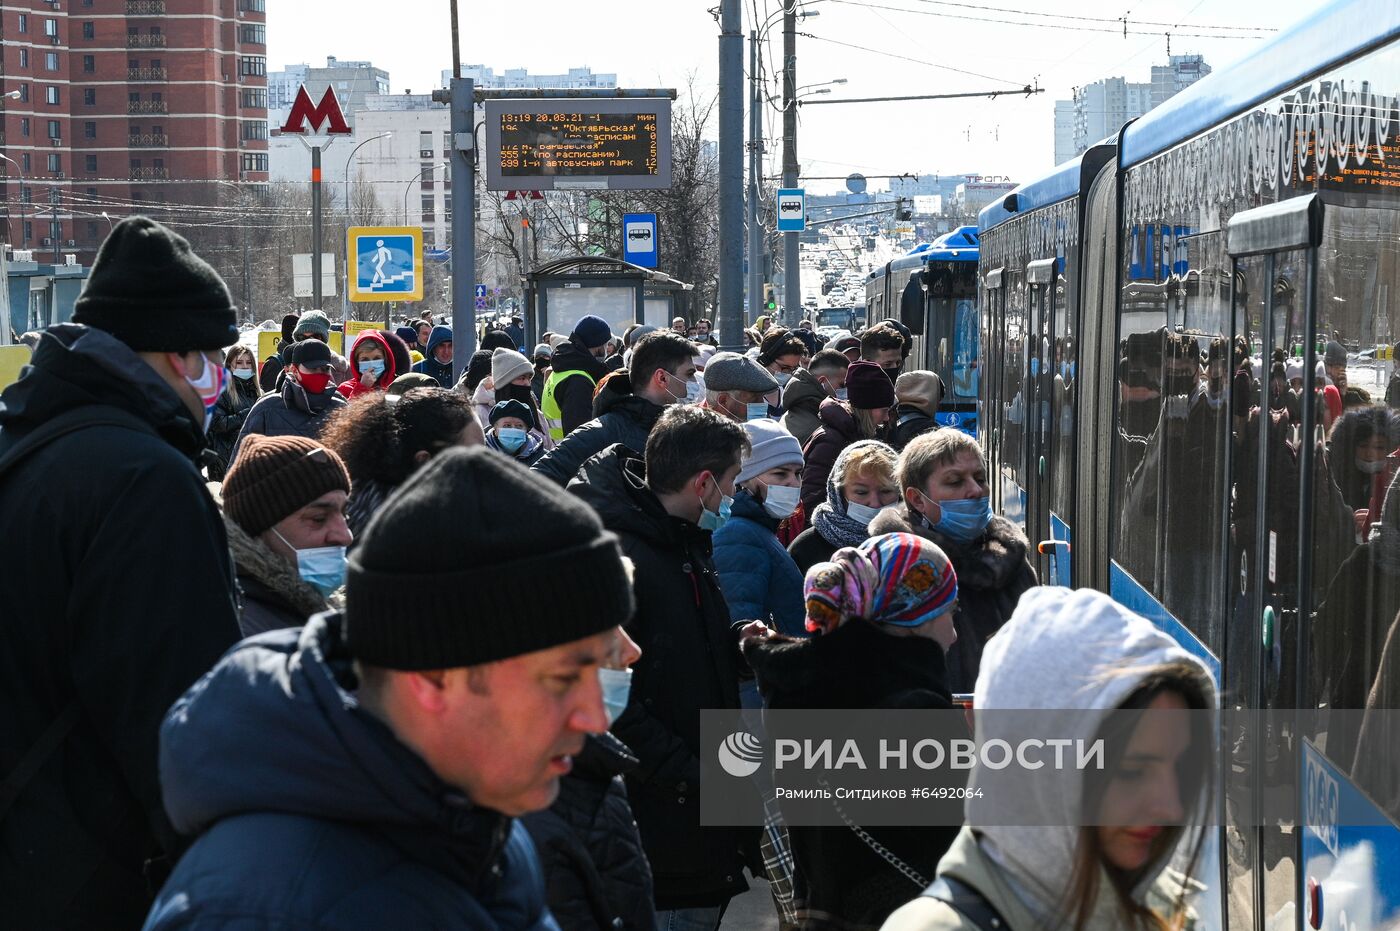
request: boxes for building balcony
[128,68,168,82]
[128,100,168,114]
[128,133,168,147]
[126,0,165,14]
[131,167,169,180]
[126,34,167,49]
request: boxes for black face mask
[499,383,535,406]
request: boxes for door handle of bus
[1262,605,1275,651]
[1038,455,1045,477]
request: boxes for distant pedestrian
[259,312,299,392]
[484,347,552,444]
[337,330,399,400]
[234,338,347,459]
[291,310,352,385]
[0,215,242,927]
[781,348,850,447]
[219,434,352,636]
[319,386,481,538]
[485,398,548,467]
[889,370,944,451]
[411,324,455,388]
[702,350,780,422]
[756,328,809,394]
[144,446,640,930]
[207,344,262,480]
[531,342,553,400]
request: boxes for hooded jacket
[532,377,667,486]
[883,587,1215,931]
[869,504,1036,695]
[548,338,611,437]
[801,398,864,516]
[745,622,958,929]
[206,373,260,479]
[412,325,456,389]
[889,403,939,452]
[781,368,829,447]
[144,614,558,931]
[713,489,807,637]
[337,330,399,400]
[486,427,548,468]
[568,445,753,909]
[0,324,240,929]
[234,374,347,460]
[521,732,657,931]
[222,512,334,637]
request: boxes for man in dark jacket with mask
[542,315,613,440]
[533,331,697,486]
[234,338,347,458]
[0,216,242,928]
[412,324,455,388]
[568,406,756,927]
[145,446,641,930]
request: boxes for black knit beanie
[346,446,635,669]
[73,216,238,352]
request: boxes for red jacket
[338,330,398,400]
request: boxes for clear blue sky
[269,0,1315,192]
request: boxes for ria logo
[718,731,764,778]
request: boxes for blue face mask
[497,427,528,453]
[698,476,732,531]
[274,528,346,597]
[746,402,769,422]
[232,368,254,381]
[931,495,993,542]
[358,358,386,377]
[598,667,632,725]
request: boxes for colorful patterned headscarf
[804,532,958,634]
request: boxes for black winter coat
[234,377,346,460]
[533,381,665,486]
[206,378,260,479]
[800,399,862,516]
[888,404,938,452]
[569,446,754,910]
[744,622,960,930]
[869,506,1037,694]
[787,525,841,575]
[522,733,657,931]
[222,513,332,637]
[0,324,241,929]
[258,343,287,393]
[551,339,610,437]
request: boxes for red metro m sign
[279,86,352,135]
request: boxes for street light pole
[403,162,448,226]
[747,30,763,334]
[782,2,800,323]
[717,0,743,348]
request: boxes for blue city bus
[979,1,1400,925]
[865,226,980,435]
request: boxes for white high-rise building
[1151,55,1212,108]
[1054,100,1077,166]
[1052,55,1210,163]
[442,65,618,90]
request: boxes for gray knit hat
[491,347,533,387]
[704,351,779,394]
[737,419,804,483]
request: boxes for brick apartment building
[0,0,269,263]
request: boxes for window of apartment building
[240,23,265,44]
[85,187,97,199]
[151,123,162,137]
[128,58,138,71]
[20,155,31,173]
[239,56,266,77]
[44,52,59,71]
[151,26,161,36]
[19,118,29,137]
[152,157,164,172]
[20,185,32,203]
[241,153,268,172]
[82,55,95,73]
[18,48,29,69]
[87,221,98,238]
[83,88,95,106]
[240,120,267,141]
[82,21,94,39]
[421,195,436,221]
[44,86,59,105]
[47,153,61,173]
[85,154,97,172]
[17,14,28,32]
[17,84,28,103]
[238,0,266,11]
[47,119,60,139]
[128,92,140,105]
[241,88,267,108]
[44,18,57,37]
[83,0,93,7]
[130,158,141,173]
[149,58,161,71]
[23,221,32,242]
[419,132,434,157]
[151,92,162,103]
[84,122,96,139]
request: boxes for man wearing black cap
[144,446,640,930]
[542,314,613,440]
[234,338,347,459]
[0,216,242,927]
[259,311,299,392]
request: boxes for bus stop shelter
[525,256,692,347]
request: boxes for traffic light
[763,284,776,312]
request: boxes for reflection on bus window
[953,298,979,398]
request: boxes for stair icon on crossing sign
[348,226,424,303]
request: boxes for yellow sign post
[0,345,32,393]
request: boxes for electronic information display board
[484,98,672,191]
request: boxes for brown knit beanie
[223,434,351,536]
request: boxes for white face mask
[845,500,895,528]
[1357,456,1389,475]
[760,482,801,520]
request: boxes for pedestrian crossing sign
[348,226,423,303]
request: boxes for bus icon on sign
[628,228,652,241]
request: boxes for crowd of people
[0,217,1270,931]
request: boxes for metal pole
[717,0,744,350]
[448,76,476,386]
[747,30,762,335]
[782,4,800,324]
[311,145,323,313]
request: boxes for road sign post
[347,227,424,303]
[622,213,658,269]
